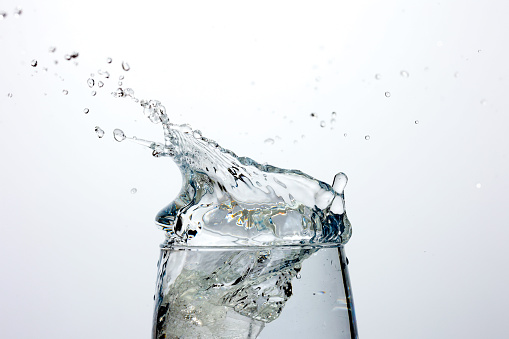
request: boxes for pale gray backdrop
[1,0,508,338]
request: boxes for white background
[1,1,508,338]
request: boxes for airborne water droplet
[31,60,37,67]
[7,93,13,98]
[130,188,137,194]
[83,108,89,114]
[14,8,22,18]
[95,126,105,138]
[415,120,419,124]
[476,183,482,189]
[264,138,275,145]
[107,57,112,64]
[87,78,95,88]
[113,128,126,142]
[119,75,124,80]
[384,91,391,97]
[480,99,487,105]
[0,11,7,20]
[400,70,409,78]
[91,91,96,96]
[365,135,370,140]
[122,61,130,71]
[375,73,381,80]
[62,89,68,95]
[48,46,56,53]
[98,81,104,88]
[320,121,326,127]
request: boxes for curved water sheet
[135,100,352,247]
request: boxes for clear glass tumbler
[152,244,357,339]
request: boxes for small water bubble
[118,81,122,86]
[83,108,89,114]
[264,138,275,145]
[107,57,112,63]
[414,120,419,124]
[62,89,68,95]
[31,60,37,67]
[13,8,22,18]
[94,126,105,138]
[87,78,95,88]
[48,46,56,53]
[343,133,347,137]
[296,273,302,279]
[98,81,104,88]
[0,11,7,20]
[320,121,326,127]
[331,112,337,118]
[375,73,381,80]
[113,128,126,142]
[476,183,482,189]
[122,61,130,71]
[130,188,137,194]
[384,91,391,97]
[330,118,336,124]
[365,135,370,140]
[91,91,96,96]
[119,75,124,80]
[400,70,409,78]
[310,112,317,118]
[7,93,13,98]
[477,49,482,53]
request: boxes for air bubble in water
[264,138,275,145]
[130,188,137,194]
[95,126,105,138]
[122,61,130,71]
[320,121,326,127]
[0,11,7,20]
[400,70,409,78]
[87,78,95,88]
[83,108,89,114]
[31,60,37,67]
[375,73,381,80]
[384,91,391,97]
[62,89,68,95]
[113,128,126,142]
[91,91,96,96]
[365,135,370,140]
[98,81,104,88]
[107,57,112,63]
[14,8,22,18]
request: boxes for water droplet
[374,73,381,80]
[414,120,419,124]
[124,88,134,97]
[320,121,326,127]
[98,70,110,78]
[95,126,105,138]
[91,91,96,96]
[48,46,56,53]
[264,138,275,145]
[97,81,104,88]
[331,112,337,118]
[454,72,459,78]
[365,135,370,140]
[107,57,112,63]
[112,88,124,98]
[118,81,123,86]
[477,49,482,53]
[400,70,409,78]
[13,8,22,18]
[7,93,13,98]
[330,118,336,124]
[83,108,89,114]
[296,273,302,279]
[476,183,482,189]
[332,172,348,192]
[31,60,37,67]
[343,133,347,137]
[0,11,7,20]
[480,99,487,105]
[113,128,126,142]
[130,188,137,194]
[62,89,68,95]
[87,78,95,88]
[384,91,391,97]
[122,61,130,71]
[119,75,124,80]
[310,113,317,118]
